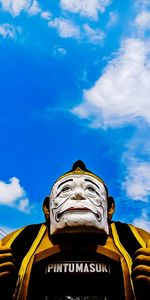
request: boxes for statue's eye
[86,186,96,193]
[61,186,71,192]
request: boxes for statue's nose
[71,191,86,200]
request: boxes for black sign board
[27,246,126,300]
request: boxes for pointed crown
[55,160,107,191]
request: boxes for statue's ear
[108,196,115,220]
[43,196,50,222]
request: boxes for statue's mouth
[55,207,101,222]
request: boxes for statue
[0,160,150,300]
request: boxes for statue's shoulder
[1,223,45,246]
[1,226,25,245]
[134,225,150,242]
[112,221,149,251]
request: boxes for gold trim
[2,226,26,248]
[111,222,135,298]
[35,244,120,263]
[119,256,135,300]
[56,167,105,185]
[111,223,132,273]
[15,224,47,300]
[128,224,146,248]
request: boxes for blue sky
[0,0,150,238]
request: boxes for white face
[49,174,109,235]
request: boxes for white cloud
[18,198,31,212]
[0,0,41,17]
[107,12,118,27]
[135,10,150,30]
[27,0,41,15]
[0,23,21,39]
[58,47,67,54]
[132,209,150,232]
[83,24,105,43]
[60,0,112,19]
[48,17,105,43]
[118,114,150,226]
[0,177,24,204]
[136,0,150,8]
[72,38,150,128]
[122,160,150,201]
[48,18,80,38]
[0,177,31,213]
[53,46,67,56]
[41,11,52,21]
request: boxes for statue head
[43,160,115,236]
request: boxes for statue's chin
[50,215,109,236]
[51,226,109,235]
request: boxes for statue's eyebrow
[84,179,100,189]
[58,179,73,189]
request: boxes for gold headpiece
[55,164,106,186]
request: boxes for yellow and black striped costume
[1,221,149,300]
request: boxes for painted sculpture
[0,160,150,300]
